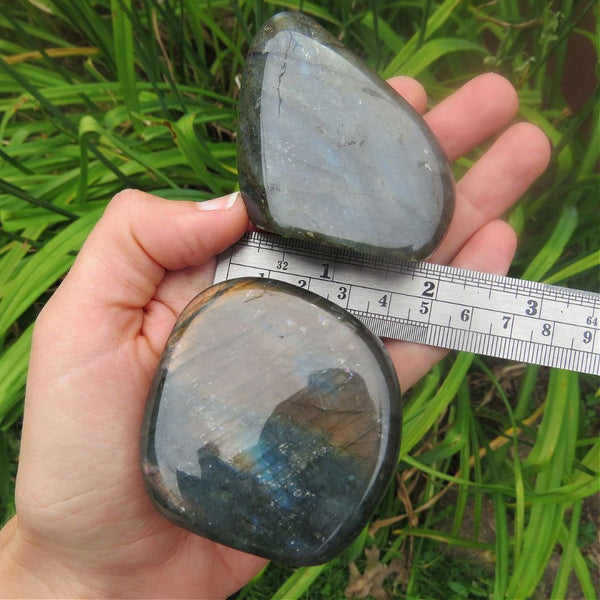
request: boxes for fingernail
[196,192,239,211]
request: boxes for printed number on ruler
[214,232,600,376]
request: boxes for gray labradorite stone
[238,12,454,261]
[140,278,402,566]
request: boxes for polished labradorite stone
[238,12,454,261]
[140,278,402,566]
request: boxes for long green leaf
[557,521,597,599]
[521,205,578,281]
[271,564,328,600]
[111,0,139,116]
[507,370,579,598]
[544,250,600,284]
[382,0,462,78]
[0,324,33,426]
[399,38,487,78]
[523,369,569,470]
[0,207,103,338]
[401,353,474,458]
[551,500,582,599]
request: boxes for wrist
[0,517,93,599]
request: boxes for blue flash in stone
[139,11,429,568]
[238,12,454,260]
[140,279,402,566]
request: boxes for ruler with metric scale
[214,231,600,376]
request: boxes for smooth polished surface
[140,278,402,566]
[238,12,454,260]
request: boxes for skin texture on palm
[0,74,550,599]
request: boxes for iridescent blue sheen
[238,12,454,260]
[140,278,402,566]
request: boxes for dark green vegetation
[0,1,598,598]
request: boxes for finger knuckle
[105,188,143,218]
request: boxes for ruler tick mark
[213,231,600,375]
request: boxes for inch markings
[215,232,600,375]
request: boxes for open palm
[1,74,549,599]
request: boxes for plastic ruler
[214,231,600,376]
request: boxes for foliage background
[0,1,598,598]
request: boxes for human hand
[383,73,550,388]
[0,73,549,599]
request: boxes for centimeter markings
[214,232,600,376]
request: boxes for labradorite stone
[140,278,401,566]
[238,12,454,261]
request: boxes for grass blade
[521,205,578,281]
[399,38,487,78]
[401,353,474,458]
[0,207,103,338]
[506,370,579,598]
[111,0,139,117]
[551,500,583,599]
[271,564,328,600]
[383,0,461,78]
[544,249,600,285]
[0,324,33,426]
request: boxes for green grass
[1,1,598,598]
